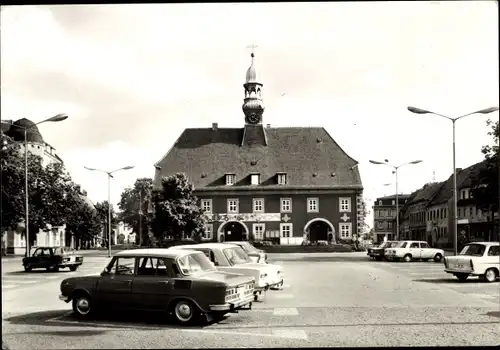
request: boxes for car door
[486,245,500,269]
[34,248,52,268]
[95,256,139,310]
[408,242,421,259]
[419,242,432,259]
[132,257,174,311]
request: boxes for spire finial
[246,44,258,62]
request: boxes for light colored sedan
[444,242,499,282]
[171,243,284,301]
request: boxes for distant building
[153,52,364,245]
[372,194,411,243]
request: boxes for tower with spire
[242,49,265,126]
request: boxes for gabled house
[153,53,363,245]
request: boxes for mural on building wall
[205,213,281,222]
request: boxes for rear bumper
[210,294,254,312]
[444,269,477,275]
[59,262,82,267]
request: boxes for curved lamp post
[2,114,69,257]
[84,165,135,257]
[369,159,423,240]
[407,106,499,255]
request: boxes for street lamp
[2,114,69,257]
[407,106,499,255]
[84,165,135,257]
[369,159,423,241]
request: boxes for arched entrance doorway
[303,218,335,243]
[218,221,249,242]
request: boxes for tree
[118,178,153,246]
[471,119,499,212]
[470,118,499,240]
[64,182,103,248]
[1,134,71,244]
[150,173,206,245]
[95,200,117,246]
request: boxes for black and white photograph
[1,2,499,348]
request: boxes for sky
[1,2,498,229]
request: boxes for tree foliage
[1,133,101,244]
[470,118,499,213]
[64,183,103,242]
[150,173,206,244]
[118,178,153,246]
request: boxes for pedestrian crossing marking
[272,293,295,299]
[273,307,299,316]
[2,284,20,289]
[272,329,308,340]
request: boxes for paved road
[2,255,499,348]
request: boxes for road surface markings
[273,307,299,316]
[272,293,295,299]
[272,329,308,340]
[1,279,38,284]
[2,284,20,289]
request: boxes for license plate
[456,264,464,268]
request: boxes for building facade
[372,194,410,243]
[153,52,364,245]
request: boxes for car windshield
[176,252,216,275]
[395,242,407,248]
[223,247,253,265]
[459,244,486,257]
[238,242,259,254]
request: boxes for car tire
[72,293,93,319]
[171,299,198,325]
[24,265,32,272]
[403,254,412,263]
[69,266,78,272]
[455,273,468,282]
[484,268,499,283]
[433,254,443,263]
[375,257,383,261]
[47,264,59,272]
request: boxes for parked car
[172,243,284,300]
[23,246,83,272]
[367,241,398,261]
[230,241,268,263]
[384,241,444,263]
[444,242,500,282]
[58,248,255,325]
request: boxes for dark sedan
[367,241,398,261]
[59,248,255,325]
[23,246,83,272]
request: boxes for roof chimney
[212,123,218,131]
[266,124,271,128]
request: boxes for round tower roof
[6,118,44,143]
[245,53,257,83]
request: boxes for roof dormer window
[225,173,235,186]
[250,173,260,186]
[277,172,287,185]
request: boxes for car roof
[465,242,499,246]
[115,248,202,258]
[174,243,241,250]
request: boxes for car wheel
[433,254,443,263]
[455,273,468,282]
[24,265,32,272]
[375,257,382,261]
[72,293,93,319]
[69,266,78,272]
[403,254,412,263]
[172,300,197,325]
[47,264,59,272]
[484,268,499,283]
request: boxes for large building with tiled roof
[154,53,364,245]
